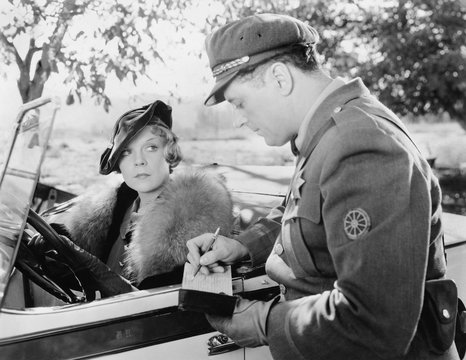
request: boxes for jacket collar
[295,78,370,158]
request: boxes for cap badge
[212,56,250,77]
[343,208,371,240]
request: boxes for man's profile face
[223,71,292,147]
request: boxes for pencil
[192,227,220,278]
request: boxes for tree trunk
[17,65,31,103]
[14,37,54,103]
[28,59,50,101]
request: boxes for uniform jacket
[238,78,459,359]
[48,167,234,285]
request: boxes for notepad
[178,262,237,315]
[181,262,233,295]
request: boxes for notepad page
[182,262,233,296]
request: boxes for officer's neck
[289,69,333,125]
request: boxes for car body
[0,98,465,359]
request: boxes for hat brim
[204,70,239,106]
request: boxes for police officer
[186,13,459,360]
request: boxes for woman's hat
[99,100,172,175]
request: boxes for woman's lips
[135,173,149,178]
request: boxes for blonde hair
[147,119,182,171]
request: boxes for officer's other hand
[206,296,280,348]
[186,233,249,275]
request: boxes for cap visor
[204,70,239,106]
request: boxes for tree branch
[0,32,24,68]
[24,38,41,71]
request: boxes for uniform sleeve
[236,205,284,266]
[266,126,432,359]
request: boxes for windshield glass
[0,98,59,307]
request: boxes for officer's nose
[233,116,247,129]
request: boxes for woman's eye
[146,145,158,151]
[120,149,130,156]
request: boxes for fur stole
[46,181,125,260]
[125,168,233,284]
[47,168,234,285]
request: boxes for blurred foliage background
[1,0,465,126]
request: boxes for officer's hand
[186,233,249,275]
[206,296,280,348]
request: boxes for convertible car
[0,98,465,359]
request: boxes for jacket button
[274,243,284,255]
[334,106,342,113]
[442,309,450,319]
[279,284,287,295]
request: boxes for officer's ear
[268,62,293,96]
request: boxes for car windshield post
[0,97,59,308]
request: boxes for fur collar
[48,167,234,285]
[126,168,233,283]
[47,183,125,259]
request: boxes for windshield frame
[0,97,60,308]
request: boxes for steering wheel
[15,209,134,304]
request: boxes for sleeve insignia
[343,208,371,240]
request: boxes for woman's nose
[134,152,146,166]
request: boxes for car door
[1,267,279,359]
[0,286,243,359]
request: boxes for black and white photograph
[0,1,465,359]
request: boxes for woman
[46,100,233,289]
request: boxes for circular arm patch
[343,208,371,240]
